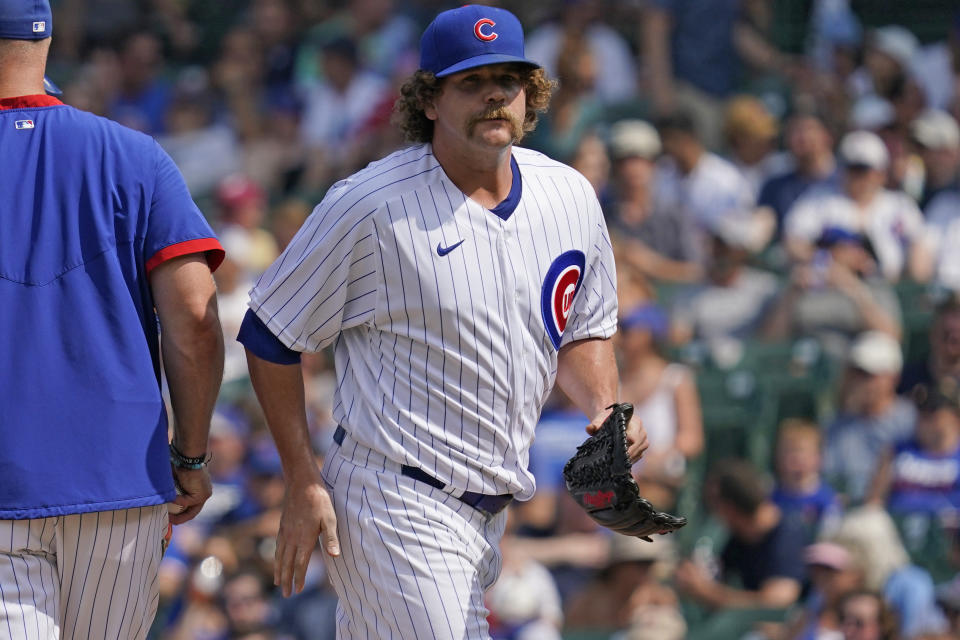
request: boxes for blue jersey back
[0,98,222,518]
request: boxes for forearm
[761,288,800,339]
[673,378,704,458]
[244,352,341,593]
[245,350,317,481]
[846,284,901,338]
[733,22,790,74]
[162,311,224,455]
[555,337,619,418]
[866,451,893,506]
[642,7,675,110]
[637,251,703,283]
[907,242,935,283]
[151,255,224,456]
[697,579,799,610]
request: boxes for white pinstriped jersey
[249,144,617,500]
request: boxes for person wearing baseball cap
[0,0,60,93]
[393,3,550,152]
[868,375,960,517]
[241,4,649,638]
[817,330,916,505]
[910,109,960,209]
[0,0,226,636]
[783,129,934,283]
[605,119,703,283]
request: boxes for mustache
[467,106,524,136]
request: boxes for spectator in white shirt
[655,112,773,256]
[922,189,960,291]
[300,37,388,148]
[911,109,960,210]
[299,36,389,187]
[784,130,933,282]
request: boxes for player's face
[426,64,527,150]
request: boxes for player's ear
[423,101,438,121]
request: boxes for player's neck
[0,49,47,100]
[431,138,514,209]
[0,78,45,100]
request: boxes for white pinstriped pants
[322,435,508,640]
[0,504,168,640]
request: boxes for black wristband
[169,441,211,470]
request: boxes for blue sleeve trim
[237,309,302,365]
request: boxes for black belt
[333,425,513,516]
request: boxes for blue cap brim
[619,304,669,336]
[43,76,61,96]
[435,53,539,78]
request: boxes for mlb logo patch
[32,21,45,33]
[15,120,35,130]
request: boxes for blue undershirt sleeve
[237,309,302,365]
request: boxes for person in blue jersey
[238,5,652,638]
[771,419,842,543]
[0,1,226,638]
[868,378,960,516]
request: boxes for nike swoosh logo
[436,240,465,256]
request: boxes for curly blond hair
[392,66,555,144]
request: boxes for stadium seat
[696,366,779,470]
[894,280,944,369]
[736,336,838,425]
[890,511,956,584]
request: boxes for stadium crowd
[43,0,960,638]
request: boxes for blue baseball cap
[419,5,539,78]
[0,0,51,40]
[817,226,868,248]
[619,303,669,337]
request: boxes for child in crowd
[869,378,960,516]
[771,419,843,541]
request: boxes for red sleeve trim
[145,238,226,275]
[0,95,63,110]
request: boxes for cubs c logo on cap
[541,250,585,349]
[474,18,497,41]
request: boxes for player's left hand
[586,406,649,463]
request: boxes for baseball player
[239,5,648,638]
[0,1,225,638]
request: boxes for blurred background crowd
[42,0,960,638]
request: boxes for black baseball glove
[563,403,687,541]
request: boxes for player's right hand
[275,471,340,597]
[169,466,213,525]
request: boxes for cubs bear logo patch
[541,250,585,349]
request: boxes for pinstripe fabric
[0,505,167,640]
[250,144,618,501]
[322,439,507,639]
